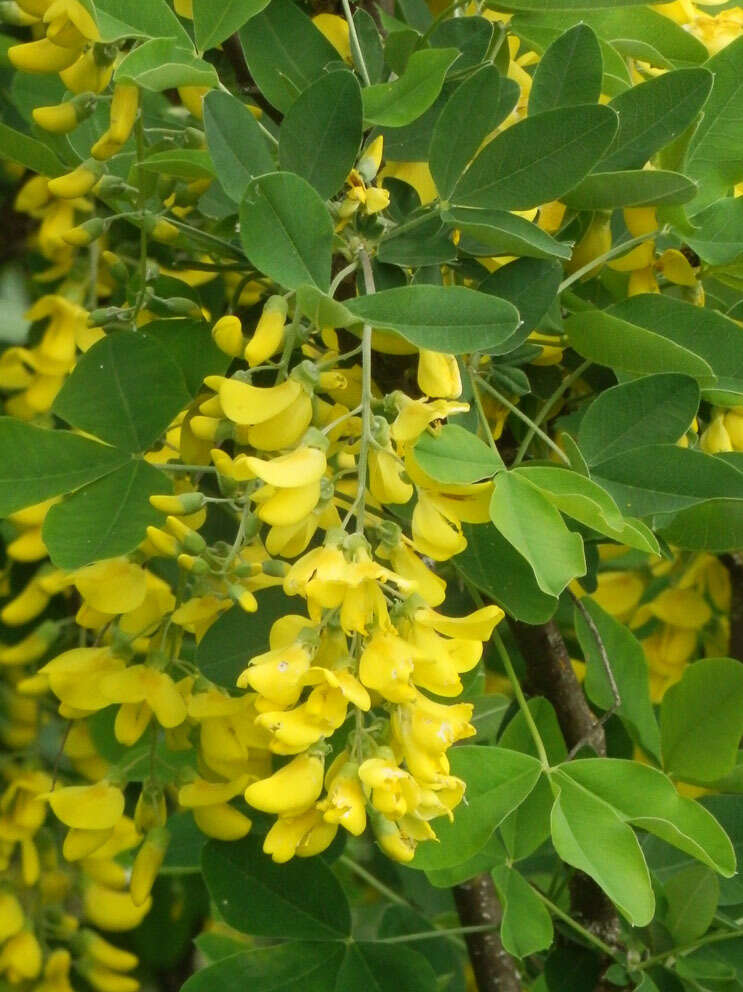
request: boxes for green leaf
[0,421,128,516]
[451,104,617,211]
[502,0,670,8]
[202,835,351,939]
[609,295,743,403]
[489,472,586,597]
[196,588,297,687]
[514,465,622,530]
[362,48,460,127]
[279,71,362,200]
[377,216,456,268]
[93,0,192,44]
[115,38,219,91]
[43,460,170,570]
[52,332,190,454]
[599,68,713,172]
[240,172,333,291]
[562,170,696,210]
[574,599,661,760]
[456,522,558,624]
[343,285,519,353]
[193,0,270,52]
[424,833,507,888]
[685,37,743,211]
[491,866,553,958]
[444,205,572,260]
[203,95,274,209]
[354,10,384,84]
[295,286,356,329]
[410,746,542,870]
[663,865,719,946]
[0,122,64,177]
[565,310,715,383]
[414,424,503,484]
[239,0,340,113]
[661,658,743,783]
[181,943,343,992]
[142,319,230,396]
[161,812,205,874]
[335,943,438,992]
[578,373,700,467]
[686,198,743,266]
[479,258,563,355]
[138,149,214,181]
[550,770,655,926]
[529,24,602,116]
[591,444,743,518]
[658,499,743,552]
[430,65,518,201]
[558,759,736,878]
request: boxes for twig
[568,591,621,759]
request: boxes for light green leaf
[444,205,572,260]
[550,771,655,926]
[410,746,542,870]
[456,523,558,624]
[414,424,503,483]
[562,170,696,209]
[0,421,128,517]
[489,472,586,597]
[343,285,519,354]
[193,0,270,52]
[529,23,602,116]
[239,0,340,113]
[658,498,743,552]
[565,310,715,383]
[502,0,669,8]
[430,65,518,201]
[664,865,719,946]
[577,373,700,467]
[452,104,617,211]
[559,759,736,878]
[491,866,554,958]
[0,122,64,177]
[574,599,660,760]
[202,835,350,939]
[115,38,218,91]
[52,332,190,454]
[295,286,356,329]
[139,149,214,180]
[240,172,333,291]
[93,0,192,44]
[591,445,743,518]
[279,71,362,200]
[362,48,460,127]
[43,460,170,570]
[685,36,743,210]
[599,68,713,172]
[204,90,275,205]
[515,465,622,530]
[662,658,743,783]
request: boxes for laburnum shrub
[2,0,743,989]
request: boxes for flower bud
[212,314,244,357]
[130,829,169,907]
[244,295,287,367]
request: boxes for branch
[722,553,743,663]
[452,874,521,992]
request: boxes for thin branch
[568,591,621,759]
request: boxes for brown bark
[453,874,521,992]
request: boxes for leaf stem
[512,359,591,467]
[467,366,499,454]
[558,230,661,293]
[638,929,743,971]
[341,0,371,87]
[530,885,622,962]
[378,923,500,944]
[339,855,410,908]
[492,629,550,770]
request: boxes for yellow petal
[219,377,301,426]
[74,558,147,614]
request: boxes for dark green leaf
[0,421,128,516]
[279,71,362,200]
[430,65,518,201]
[489,472,586,597]
[562,170,696,209]
[115,38,218,90]
[343,285,519,353]
[452,104,617,211]
[659,498,743,552]
[686,198,743,266]
[139,149,214,181]
[239,0,340,113]
[577,373,700,467]
[377,216,457,267]
[181,943,343,992]
[142,319,231,396]
[479,258,563,354]
[362,48,460,127]
[43,460,169,570]
[193,0,270,51]
[0,122,64,177]
[599,68,713,172]
[196,588,298,687]
[492,865,553,958]
[93,0,192,44]
[204,90,275,204]
[445,205,572,260]
[664,865,719,945]
[161,812,205,874]
[240,172,333,291]
[502,0,670,8]
[53,331,190,453]
[529,24,602,116]
[414,424,503,483]
[456,522,558,623]
[354,9,384,84]
[202,835,351,939]
[661,658,743,783]
[335,943,438,992]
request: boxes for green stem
[339,856,410,908]
[132,115,149,324]
[558,229,661,294]
[350,247,375,534]
[512,359,591,467]
[379,924,500,944]
[531,885,621,961]
[473,371,570,465]
[492,629,550,769]
[639,929,743,971]
[341,0,371,87]
[467,367,500,454]
[158,463,218,474]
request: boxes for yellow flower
[41,647,126,712]
[130,829,169,906]
[319,756,366,836]
[417,350,462,399]
[312,12,351,61]
[73,558,147,614]
[262,807,337,862]
[216,375,302,426]
[8,37,79,72]
[83,883,151,932]
[44,782,125,830]
[211,314,244,357]
[0,929,42,981]
[359,632,417,703]
[101,665,188,729]
[192,803,252,840]
[244,753,324,816]
[244,296,287,367]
